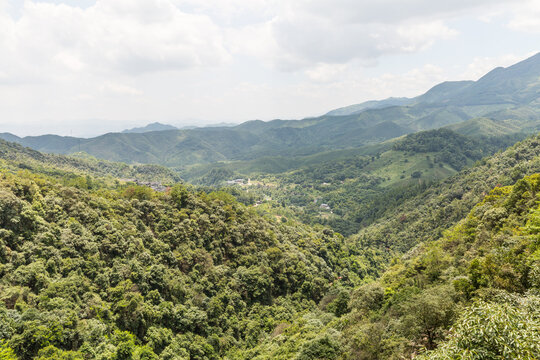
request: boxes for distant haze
[0,0,539,137]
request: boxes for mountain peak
[121,122,178,134]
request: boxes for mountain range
[121,122,178,134]
[1,52,540,359]
[1,114,540,359]
[1,53,539,170]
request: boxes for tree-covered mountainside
[350,133,540,269]
[243,173,540,359]
[0,132,540,359]
[0,162,360,359]
[0,118,410,167]
[1,53,539,168]
[0,139,181,185]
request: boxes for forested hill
[0,139,181,185]
[1,53,539,168]
[246,172,540,359]
[353,134,540,271]
[0,130,540,358]
[192,129,525,238]
[0,151,359,359]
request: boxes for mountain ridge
[1,52,539,169]
[121,122,178,133]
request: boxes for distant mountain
[178,122,239,130]
[415,80,474,104]
[122,122,178,133]
[0,116,411,167]
[327,52,540,115]
[0,133,84,154]
[325,97,413,116]
[1,52,539,168]
[0,132,22,143]
[204,122,238,128]
[449,52,540,105]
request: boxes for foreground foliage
[245,172,540,359]
[0,165,355,359]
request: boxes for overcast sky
[0,0,539,137]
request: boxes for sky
[0,0,539,137]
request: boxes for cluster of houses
[319,203,331,210]
[226,178,246,185]
[226,178,253,186]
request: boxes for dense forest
[0,150,357,359]
[246,172,540,359]
[0,132,539,358]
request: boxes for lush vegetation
[0,155,363,359]
[0,140,180,185]
[1,131,540,358]
[206,130,525,237]
[244,173,540,359]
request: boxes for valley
[0,53,539,359]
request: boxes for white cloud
[178,0,523,72]
[225,0,517,72]
[268,17,457,71]
[0,0,530,81]
[0,0,229,83]
[508,0,540,33]
[304,63,348,83]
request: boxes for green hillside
[1,132,539,359]
[446,117,521,137]
[195,129,525,236]
[0,139,181,185]
[0,150,355,360]
[0,120,407,168]
[246,172,540,359]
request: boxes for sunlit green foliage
[1,133,540,359]
[247,172,540,359]
[419,295,540,359]
[0,161,354,359]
